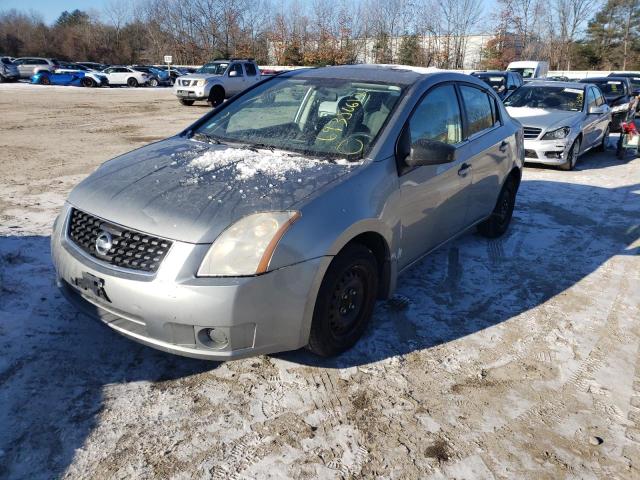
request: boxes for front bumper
[175,88,207,100]
[51,206,327,360]
[523,137,571,165]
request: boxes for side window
[34,59,47,65]
[244,62,257,76]
[489,97,501,126]
[460,85,494,136]
[229,63,244,77]
[594,88,605,106]
[409,84,462,145]
[506,74,514,89]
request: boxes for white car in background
[101,66,150,87]
[505,81,611,170]
[507,61,549,81]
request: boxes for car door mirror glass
[588,104,606,115]
[407,139,456,167]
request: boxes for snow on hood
[187,146,354,182]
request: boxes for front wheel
[81,77,95,88]
[40,76,50,85]
[208,86,225,107]
[127,77,138,88]
[149,78,159,87]
[179,99,195,106]
[477,176,518,238]
[307,244,379,357]
[559,137,580,171]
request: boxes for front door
[225,63,246,95]
[397,83,472,270]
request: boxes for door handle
[458,163,471,176]
[499,140,508,152]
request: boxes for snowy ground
[1,86,640,479]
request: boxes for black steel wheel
[477,176,518,238]
[308,244,378,357]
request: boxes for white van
[507,61,549,81]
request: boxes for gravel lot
[1,84,639,479]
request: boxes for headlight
[542,126,570,140]
[197,211,301,277]
[195,79,206,87]
[611,103,629,113]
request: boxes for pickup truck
[174,59,261,106]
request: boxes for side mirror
[229,70,238,77]
[406,139,456,167]
[588,104,607,115]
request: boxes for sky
[0,0,112,24]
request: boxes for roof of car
[473,71,508,75]
[579,76,629,82]
[282,64,454,86]
[524,80,586,89]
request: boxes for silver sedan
[505,81,611,170]
[52,65,524,360]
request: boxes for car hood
[505,107,582,130]
[67,138,358,244]
[603,94,627,105]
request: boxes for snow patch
[188,146,355,181]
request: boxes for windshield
[476,75,506,92]
[197,63,228,75]
[509,68,535,79]
[195,76,404,160]
[504,86,584,111]
[590,80,627,96]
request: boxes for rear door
[582,86,600,148]
[397,83,472,269]
[244,62,260,85]
[458,83,511,224]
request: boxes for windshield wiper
[191,132,223,145]
[243,143,275,152]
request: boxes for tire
[40,76,50,85]
[208,86,225,107]
[179,99,195,106]
[477,176,518,238]
[169,77,175,86]
[307,244,379,357]
[127,77,138,88]
[559,137,580,171]
[616,135,625,160]
[149,77,159,87]
[0,75,4,83]
[81,77,95,88]
[596,125,609,152]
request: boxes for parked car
[77,61,109,71]
[13,57,60,78]
[507,61,549,80]
[132,65,172,87]
[52,65,523,360]
[174,58,261,106]
[471,70,523,99]
[101,66,150,87]
[607,72,640,112]
[55,62,109,87]
[546,76,570,82]
[0,56,19,82]
[505,81,611,170]
[579,77,637,131]
[31,69,108,87]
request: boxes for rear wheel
[307,244,378,357]
[477,176,518,238]
[149,77,159,87]
[81,77,95,88]
[179,99,195,106]
[127,77,138,88]
[596,125,610,152]
[208,86,225,107]
[559,137,580,171]
[40,76,50,85]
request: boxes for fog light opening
[202,327,229,349]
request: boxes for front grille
[68,209,172,273]
[524,149,537,158]
[180,79,192,86]
[523,127,542,139]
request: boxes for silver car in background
[52,65,523,360]
[505,81,611,170]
